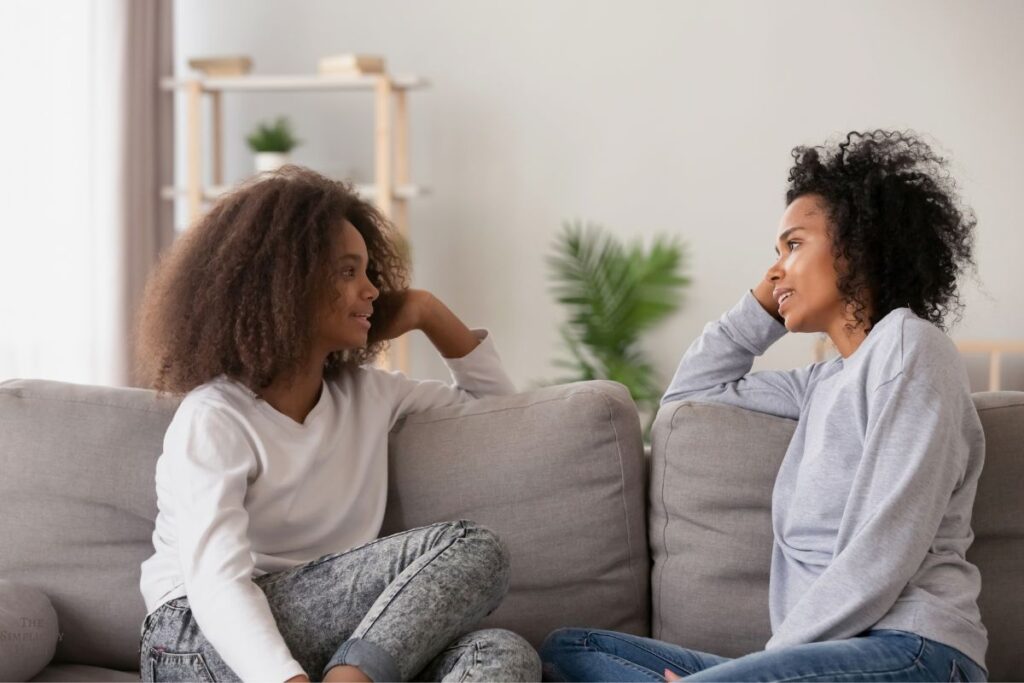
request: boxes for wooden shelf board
[160,74,428,92]
[161,183,428,202]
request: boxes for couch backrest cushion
[649,401,791,657]
[0,378,649,670]
[966,392,1024,680]
[648,391,1024,682]
[0,380,179,670]
[382,380,650,647]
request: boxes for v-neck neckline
[248,378,330,429]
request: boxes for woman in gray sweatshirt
[540,130,988,682]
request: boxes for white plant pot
[254,152,290,173]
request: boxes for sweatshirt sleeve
[165,403,307,682]
[766,371,970,649]
[661,290,824,419]
[380,328,517,426]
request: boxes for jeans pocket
[149,647,216,682]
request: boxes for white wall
[173,0,1024,391]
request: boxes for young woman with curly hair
[541,130,988,682]
[136,166,540,682]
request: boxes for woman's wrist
[416,293,480,358]
[414,291,441,334]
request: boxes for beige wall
[174,0,1024,391]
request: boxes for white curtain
[0,0,173,387]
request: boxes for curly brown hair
[786,129,977,334]
[135,165,410,395]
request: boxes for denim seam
[138,604,179,671]
[350,523,467,670]
[581,642,670,682]
[328,635,403,682]
[459,641,481,683]
[328,639,353,672]
[149,648,215,682]
[323,639,353,679]
[163,598,190,611]
[258,521,459,589]
[585,631,696,677]
[358,530,462,636]
[767,633,928,682]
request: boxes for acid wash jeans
[540,628,987,682]
[139,521,541,682]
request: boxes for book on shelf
[187,55,252,77]
[318,53,386,76]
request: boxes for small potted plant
[246,116,301,172]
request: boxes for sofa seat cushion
[29,663,138,682]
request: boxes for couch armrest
[381,380,650,647]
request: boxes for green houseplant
[246,116,302,172]
[547,221,690,431]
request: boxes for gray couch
[0,378,1021,681]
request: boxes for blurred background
[2,0,1022,396]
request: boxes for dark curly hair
[135,165,410,395]
[786,129,977,333]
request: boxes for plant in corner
[547,220,690,433]
[246,116,302,173]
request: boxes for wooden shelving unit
[814,335,1024,391]
[159,71,429,372]
[955,340,1024,391]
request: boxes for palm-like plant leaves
[548,221,689,417]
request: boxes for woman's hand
[664,668,683,681]
[285,674,310,682]
[369,289,434,343]
[752,277,784,324]
[368,286,479,358]
[368,289,481,359]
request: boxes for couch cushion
[29,663,138,682]
[967,392,1024,681]
[0,380,179,671]
[649,391,1024,682]
[1,377,649,672]
[0,580,60,681]
[649,401,791,657]
[382,380,650,647]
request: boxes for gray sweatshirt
[662,290,988,670]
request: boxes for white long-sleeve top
[139,330,515,682]
[662,292,987,670]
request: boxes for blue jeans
[540,628,987,682]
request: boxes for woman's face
[314,219,380,353]
[767,194,853,334]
